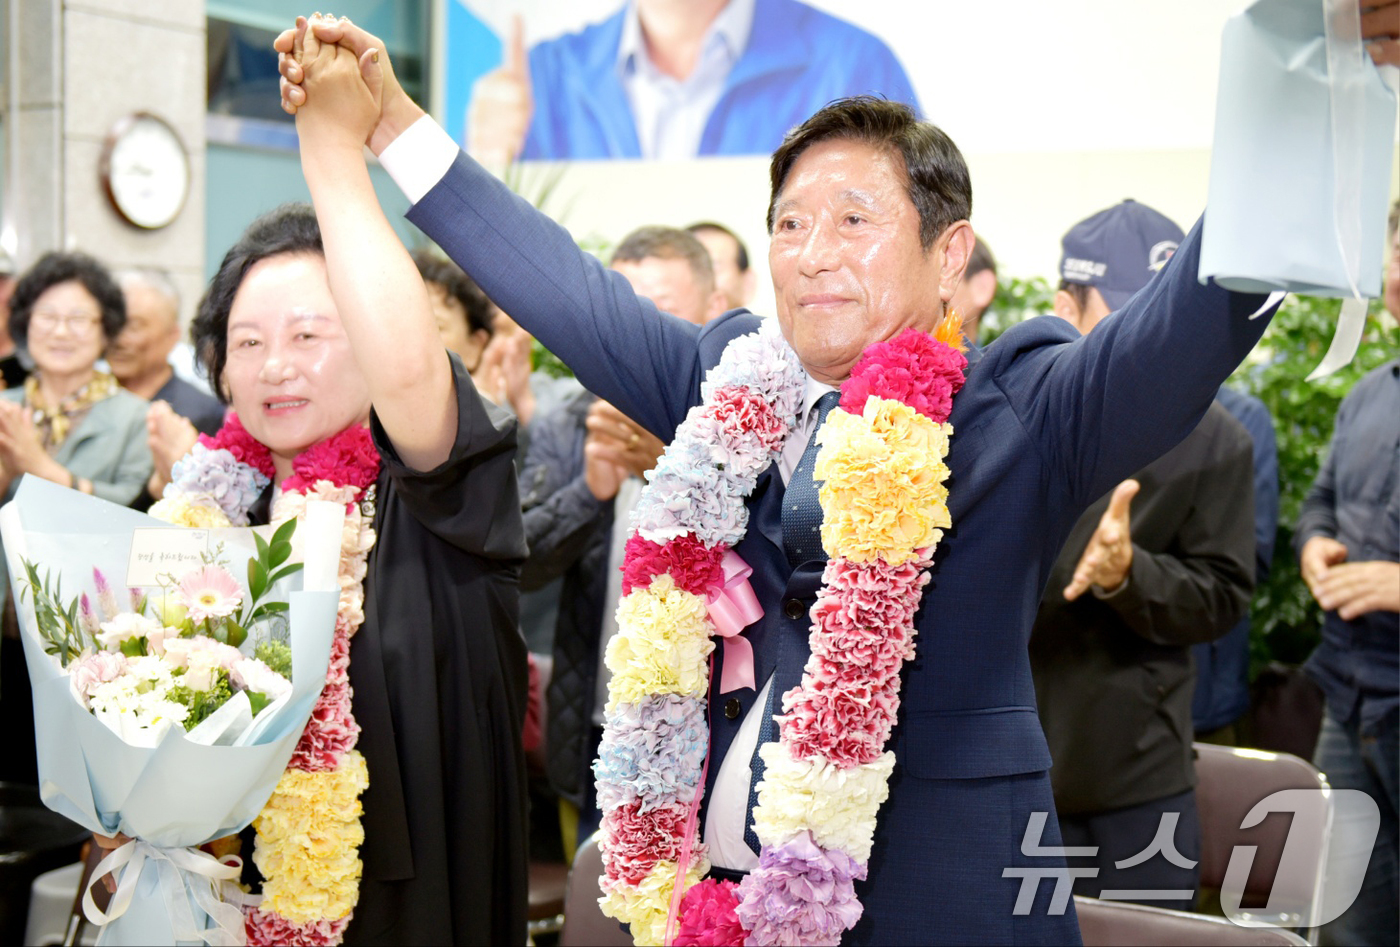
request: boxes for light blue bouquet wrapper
[1201,0,1398,376]
[1,478,342,946]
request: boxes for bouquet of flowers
[2,478,341,946]
[24,519,302,750]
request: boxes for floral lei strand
[150,414,380,947]
[595,319,966,945]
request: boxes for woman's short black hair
[411,249,495,336]
[767,96,971,253]
[8,251,126,347]
[193,204,323,404]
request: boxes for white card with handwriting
[127,528,211,587]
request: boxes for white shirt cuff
[377,115,459,205]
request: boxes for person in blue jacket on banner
[466,0,920,163]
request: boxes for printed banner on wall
[445,0,922,162]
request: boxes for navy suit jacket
[406,152,1277,943]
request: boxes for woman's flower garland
[150,414,380,947]
[595,319,966,946]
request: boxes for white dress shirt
[616,0,754,160]
[380,121,832,868]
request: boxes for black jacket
[518,389,612,806]
[1030,401,1256,815]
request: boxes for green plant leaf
[271,517,297,549]
[268,562,304,585]
[248,558,268,602]
[268,541,292,571]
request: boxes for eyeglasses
[31,309,102,336]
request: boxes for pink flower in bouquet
[176,566,243,623]
[68,650,129,708]
[673,878,744,946]
[92,567,120,620]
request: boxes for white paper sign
[126,528,211,587]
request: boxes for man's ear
[937,222,975,304]
[1052,288,1084,334]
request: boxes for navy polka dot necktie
[782,391,840,567]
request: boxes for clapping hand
[1301,535,1400,619]
[0,401,51,480]
[1363,1,1400,67]
[477,330,536,426]
[583,401,664,502]
[146,401,200,499]
[1063,479,1139,601]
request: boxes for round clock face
[101,113,190,230]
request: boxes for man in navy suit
[279,24,1285,943]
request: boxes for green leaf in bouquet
[268,541,293,570]
[224,618,247,648]
[268,562,304,585]
[246,690,272,718]
[18,559,85,666]
[270,516,297,549]
[119,637,145,658]
[254,640,293,680]
[171,671,234,730]
[248,601,290,623]
[253,530,271,564]
[132,593,148,617]
[248,557,269,602]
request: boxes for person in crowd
[520,225,715,855]
[1193,385,1278,744]
[110,268,226,436]
[412,247,496,373]
[1029,201,1257,910]
[0,251,153,785]
[1296,199,1400,947]
[467,0,919,163]
[0,251,28,389]
[946,236,997,360]
[282,12,1400,936]
[689,220,757,312]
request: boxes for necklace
[595,319,966,945]
[151,414,380,947]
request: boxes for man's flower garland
[595,319,966,946]
[150,413,380,947]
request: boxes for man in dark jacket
[1030,202,1256,910]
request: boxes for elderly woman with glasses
[0,251,153,502]
[0,250,154,785]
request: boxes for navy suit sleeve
[987,217,1279,510]
[407,153,708,442]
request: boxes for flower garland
[594,319,966,946]
[150,413,380,947]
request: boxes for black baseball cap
[1059,199,1185,312]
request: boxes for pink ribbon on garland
[705,550,762,694]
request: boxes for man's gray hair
[610,226,716,296]
[115,266,181,316]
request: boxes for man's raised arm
[277,19,709,442]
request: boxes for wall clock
[99,112,190,230]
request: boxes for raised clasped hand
[289,13,382,152]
